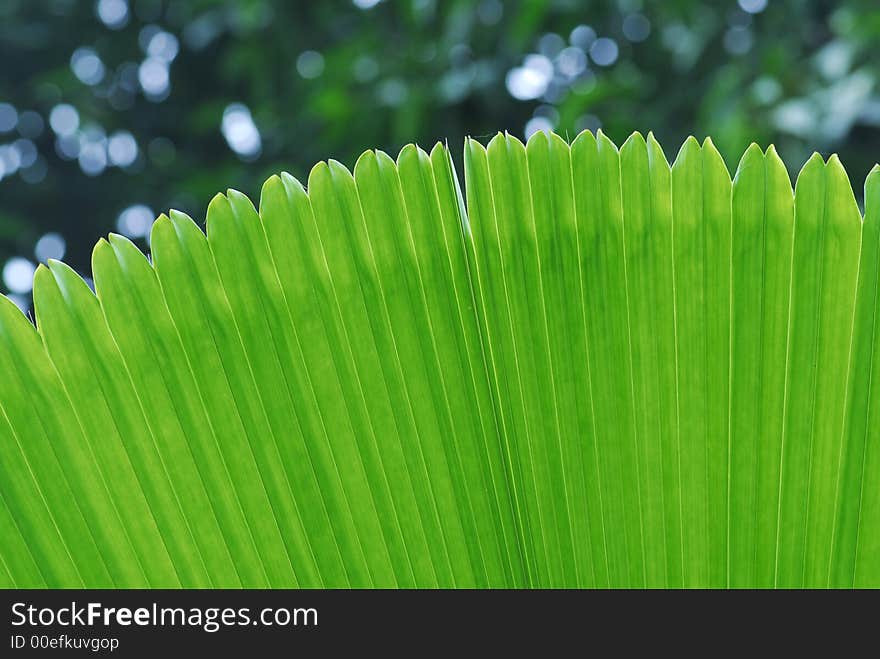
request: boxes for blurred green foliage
[2,0,880,306]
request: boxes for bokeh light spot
[3,257,36,294]
[79,143,107,176]
[506,54,553,101]
[35,233,66,262]
[138,57,170,99]
[147,30,179,63]
[297,51,325,79]
[0,103,16,133]
[723,26,754,55]
[71,47,105,86]
[538,33,566,58]
[569,25,596,50]
[116,204,154,238]
[752,76,782,104]
[222,103,262,160]
[78,126,108,176]
[96,0,129,29]
[377,78,408,106]
[49,104,79,136]
[477,0,502,25]
[108,131,138,167]
[738,0,767,14]
[353,56,379,82]
[589,38,619,67]
[55,134,81,160]
[0,144,21,177]
[623,14,651,42]
[557,46,587,78]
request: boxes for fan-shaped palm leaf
[1,130,878,588]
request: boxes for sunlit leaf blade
[620,132,678,588]
[844,166,880,588]
[777,154,861,587]
[259,172,378,587]
[93,235,241,587]
[571,130,645,587]
[671,136,732,588]
[729,143,794,588]
[397,144,515,587]
[1,132,879,588]
[527,130,599,588]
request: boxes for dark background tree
[2,0,880,311]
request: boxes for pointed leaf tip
[396,142,419,165]
[46,258,65,275]
[429,141,447,160]
[571,128,597,150]
[226,188,252,205]
[825,153,848,176]
[327,158,354,181]
[277,170,297,185]
[764,145,789,181]
[525,128,549,149]
[646,133,670,168]
[487,132,506,151]
[106,233,142,261]
[621,131,647,152]
[90,238,116,284]
[509,132,527,151]
[825,153,847,179]
[596,129,618,152]
[806,151,826,166]
[354,149,377,175]
[795,152,826,186]
[150,213,171,236]
[673,135,701,167]
[823,153,859,214]
[734,143,765,182]
[744,142,763,157]
[701,136,725,165]
[209,191,230,208]
[307,159,330,186]
[259,174,288,211]
[548,130,568,149]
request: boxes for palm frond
[1,131,878,588]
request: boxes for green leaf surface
[729,143,794,587]
[2,131,879,588]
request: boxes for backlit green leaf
[2,131,878,588]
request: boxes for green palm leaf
[1,130,878,588]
